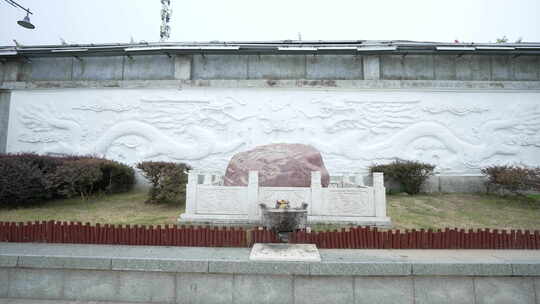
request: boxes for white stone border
[179,171,391,227]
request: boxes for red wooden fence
[289,227,540,249]
[251,228,281,245]
[0,221,539,249]
[0,221,247,247]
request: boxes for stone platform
[249,243,321,262]
[1,243,540,303]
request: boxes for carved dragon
[311,106,540,169]
[17,105,244,161]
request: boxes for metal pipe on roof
[357,46,397,52]
[0,50,17,56]
[277,47,317,53]
[51,48,89,53]
[475,47,515,50]
[436,47,476,51]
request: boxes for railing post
[203,173,212,185]
[373,172,386,217]
[185,171,198,216]
[247,170,259,223]
[344,174,353,186]
[355,173,365,186]
[311,171,322,215]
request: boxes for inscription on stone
[325,188,375,216]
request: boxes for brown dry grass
[388,193,540,230]
[0,190,182,226]
[0,191,539,230]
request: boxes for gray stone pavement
[1,243,540,277]
[1,243,540,304]
[0,300,141,304]
[0,242,250,261]
[1,242,540,263]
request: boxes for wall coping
[2,80,540,91]
[1,243,539,277]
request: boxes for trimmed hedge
[370,159,435,195]
[0,153,135,207]
[137,161,191,204]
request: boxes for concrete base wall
[425,175,488,193]
[1,243,540,304]
[369,175,487,193]
[1,269,538,304]
[419,175,486,193]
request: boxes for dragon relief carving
[18,105,83,155]
[422,105,489,116]
[17,102,245,162]
[316,101,420,135]
[72,103,139,113]
[12,91,540,174]
[502,106,540,147]
[311,104,540,170]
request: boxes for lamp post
[4,0,35,29]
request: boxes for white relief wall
[6,88,540,175]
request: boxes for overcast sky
[1,0,539,46]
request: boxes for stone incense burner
[259,201,308,242]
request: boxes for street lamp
[17,12,34,29]
[4,0,35,29]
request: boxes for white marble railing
[179,171,390,226]
[193,172,369,187]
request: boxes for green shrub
[47,159,103,199]
[481,165,540,195]
[0,157,49,207]
[0,153,64,179]
[0,153,135,206]
[93,159,135,194]
[369,159,435,195]
[47,157,135,199]
[136,161,191,204]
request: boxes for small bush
[47,159,103,199]
[481,165,540,195]
[94,159,136,194]
[47,157,135,199]
[137,161,191,204]
[0,157,49,207]
[369,159,435,195]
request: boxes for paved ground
[0,300,141,304]
[1,243,539,304]
[1,242,540,263]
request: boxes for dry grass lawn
[0,190,182,226]
[0,190,539,230]
[388,193,540,230]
